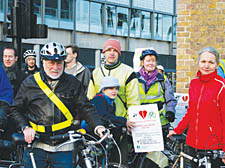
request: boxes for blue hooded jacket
[0,64,13,105]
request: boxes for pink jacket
[174,71,225,150]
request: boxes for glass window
[162,15,172,41]
[76,0,89,32]
[173,17,177,42]
[105,5,116,35]
[133,0,153,10]
[117,7,128,36]
[0,0,3,12]
[61,0,73,20]
[155,0,174,14]
[141,11,151,38]
[90,2,103,33]
[8,0,13,12]
[106,0,129,6]
[60,0,73,29]
[45,1,58,19]
[154,13,162,40]
[130,9,141,38]
[34,0,41,15]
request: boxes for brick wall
[176,0,225,93]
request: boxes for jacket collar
[197,70,217,82]
[104,61,121,70]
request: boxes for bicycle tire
[137,153,160,168]
[106,162,128,168]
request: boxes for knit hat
[102,39,121,56]
[99,76,120,92]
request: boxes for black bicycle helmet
[40,42,67,60]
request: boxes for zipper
[195,84,205,147]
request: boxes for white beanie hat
[99,76,120,92]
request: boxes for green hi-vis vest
[139,75,169,126]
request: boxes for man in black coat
[10,42,106,168]
[2,46,26,97]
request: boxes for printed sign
[172,93,189,128]
[129,104,164,153]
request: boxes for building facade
[176,0,225,93]
[0,0,177,89]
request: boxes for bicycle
[0,131,24,168]
[12,129,125,168]
[169,134,225,168]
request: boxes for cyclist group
[0,39,225,168]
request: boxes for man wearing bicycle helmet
[10,42,106,168]
[22,49,40,76]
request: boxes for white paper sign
[129,104,164,153]
[172,93,189,128]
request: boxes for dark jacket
[65,61,91,94]
[91,93,127,127]
[23,64,40,77]
[10,71,103,145]
[2,64,27,97]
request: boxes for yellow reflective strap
[51,120,72,132]
[32,72,73,132]
[29,121,45,133]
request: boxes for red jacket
[174,71,225,150]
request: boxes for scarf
[139,67,158,89]
[3,64,17,81]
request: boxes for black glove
[165,111,175,122]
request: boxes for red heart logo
[139,110,147,119]
[182,96,188,102]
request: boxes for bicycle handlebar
[196,150,224,160]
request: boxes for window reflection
[130,9,141,37]
[106,0,129,6]
[163,15,172,41]
[141,11,151,38]
[45,1,58,18]
[34,0,41,15]
[173,17,177,42]
[117,7,128,36]
[8,0,13,12]
[61,0,73,20]
[90,2,102,33]
[154,13,162,40]
[76,0,89,32]
[105,5,116,35]
[133,0,153,10]
[0,0,3,12]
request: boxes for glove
[165,111,175,122]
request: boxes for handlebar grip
[49,133,70,141]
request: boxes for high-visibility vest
[138,75,169,126]
[219,59,225,73]
[30,72,74,133]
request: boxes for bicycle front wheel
[137,153,161,168]
[106,162,128,168]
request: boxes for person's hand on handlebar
[96,126,108,138]
[167,130,177,138]
[23,127,36,144]
[222,156,225,164]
